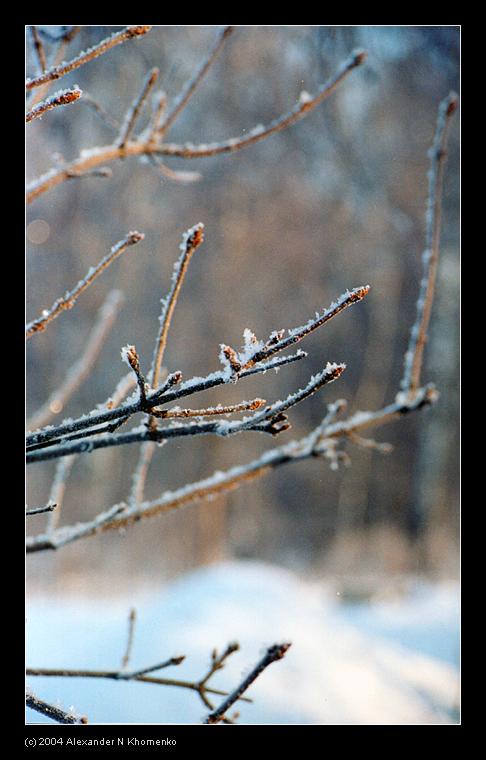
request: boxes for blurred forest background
[26,25,459,598]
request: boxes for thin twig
[26,503,57,517]
[26,691,88,725]
[117,67,159,149]
[204,643,291,724]
[116,657,186,680]
[26,86,82,123]
[27,290,123,430]
[157,26,234,138]
[27,27,82,108]
[79,92,120,131]
[28,26,47,74]
[26,48,365,203]
[26,667,251,705]
[401,92,458,396]
[46,455,76,534]
[129,223,205,506]
[26,26,152,90]
[157,49,367,159]
[151,224,205,387]
[121,608,137,670]
[155,398,266,419]
[26,232,143,340]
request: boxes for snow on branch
[25,26,152,91]
[26,287,365,454]
[26,690,88,725]
[26,45,366,204]
[158,50,367,159]
[26,86,82,123]
[400,92,458,397]
[25,232,143,340]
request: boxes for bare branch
[26,384,438,553]
[46,455,76,534]
[26,48,366,204]
[27,290,123,430]
[26,26,152,90]
[157,49,367,159]
[154,398,266,419]
[26,287,365,448]
[204,643,291,724]
[121,345,148,405]
[26,666,251,705]
[25,363,345,463]
[28,26,47,74]
[157,26,234,138]
[26,503,57,517]
[151,224,205,387]
[120,608,137,670]
[27,27,82,108]
[117,67,159,149]
[26,86,82,123]
[129,223,205,506]
[79,92,120,131]
[25,232,143,340]
[401,92,458,396]
[26,691,88,725]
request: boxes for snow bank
[26,561,459,725]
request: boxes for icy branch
[26,86,82,123]
[25,232,143,340]
[400,92,458,396]
[26,26,152,90]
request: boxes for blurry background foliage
[26,26,459,595]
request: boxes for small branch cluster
[27,606,284,725]
[26,29,367,203]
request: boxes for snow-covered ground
[26,561,460,725]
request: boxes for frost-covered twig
[26,503,57,517]
[157,26,234,138]
[26,386,437,552]
[121,345,147,405]
[154,398,266,419]
[26,284,364,448]
[25,232,143,340]
[130,223,205,505]
[151,224,205,388]
[204,643,291,724]
[401,92,458,397]
[24,382,327,463]
[26,362,345,463]
[26,47,366,203]
[26,691,88,725]
[27,290,123,430]
[25,26,152,90]
[26,86,82,123]
[157,49,367,159]
[27,27,82,109]
[117,67,159,149]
